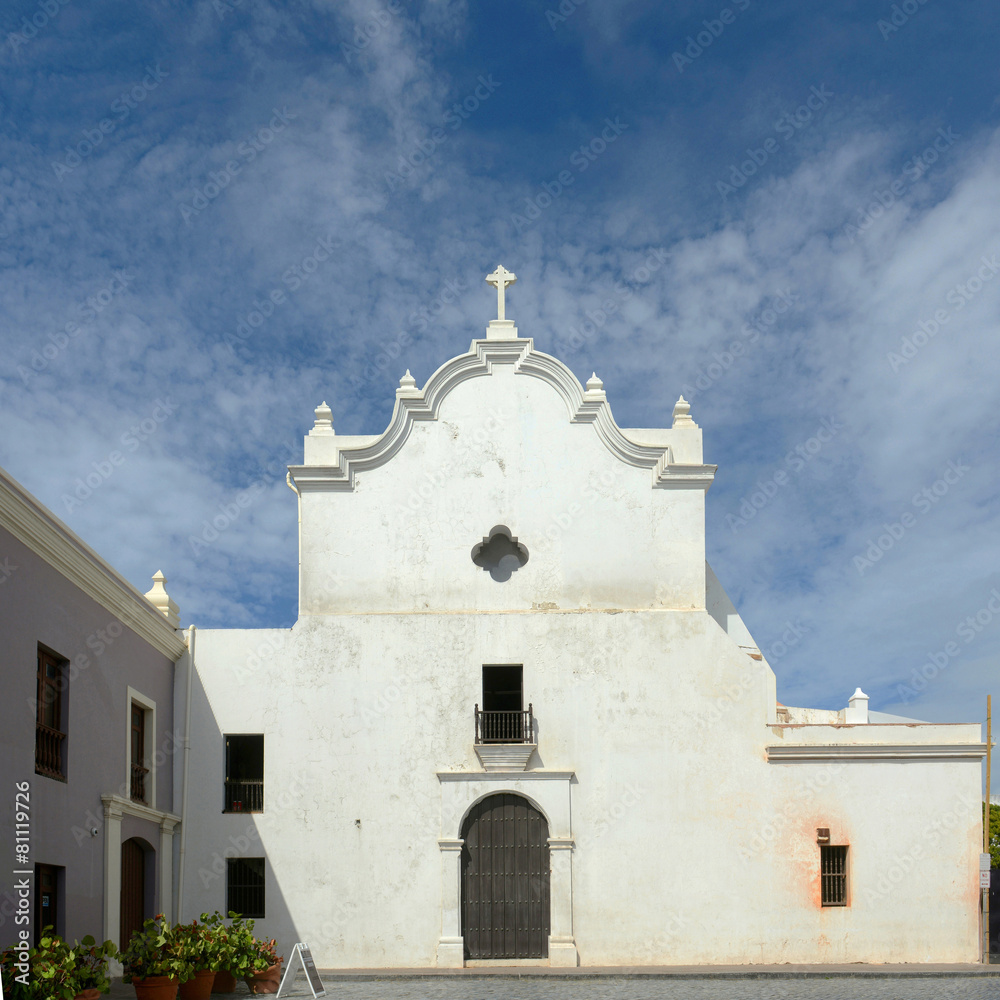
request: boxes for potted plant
[205,912,257,993]
[173,919,218,1000]
[1,929,116,1000]
[119,914,195,1000]
[67,935,118,999]
[243,937,282,995]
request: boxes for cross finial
[485,265,517,322]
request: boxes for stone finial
[144,571,180,628]
[310,401,335,436]
[585,373,604,392]
[845,687,870,724]
[397,370,419,395]
[672,395,697,428]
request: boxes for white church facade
[171,267,987,966]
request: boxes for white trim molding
[288,338,715,494]
[101,794,181,946]
[766,743,989,762]
[0,465,186,660]
[435,770,578,968]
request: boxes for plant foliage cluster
[1,911,280,998]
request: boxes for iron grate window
[226,857,265,918]
[821,845,848,906]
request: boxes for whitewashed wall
[179,333,984,966]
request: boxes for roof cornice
[289,336,717,492]
[0,465,187,661]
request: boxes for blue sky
[1,0,999,734]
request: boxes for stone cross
[485,265,517,321]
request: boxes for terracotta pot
[211,970,238,994]
[244,962,282,995]
[179,969,216,1000]
[73,990,102,1000]
[133,975,180,1000]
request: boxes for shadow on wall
[179,664,302,962]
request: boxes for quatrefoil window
[471,525,529,582]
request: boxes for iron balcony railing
[35,723,66,779]
[475,704,534,744]
[225,778,264,812]
[130,762,150,803]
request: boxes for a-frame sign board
[276,942,326,997]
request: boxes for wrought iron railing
[225,778,264,812]
[475,704,534,744]
[35,723,66,778]
[130,762,150,802]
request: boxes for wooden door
[461,793,549,959]
[119,838,146,948]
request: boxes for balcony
[474,705,536,772]
[35,723,66,779]
[225,778,264,813]
[130,762,149,803]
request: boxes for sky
[1,0,999,738]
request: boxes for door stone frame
[101,794,180,947]
[435,771,577,968]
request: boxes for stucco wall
[299,364,707,615]
[0,525,176,945]
[182,610,982,966]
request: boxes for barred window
[227,857,265,918]
[821,845,848,906]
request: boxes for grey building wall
[0,522,177,947]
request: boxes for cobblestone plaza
[103,971,1000,1000]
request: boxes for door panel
[120,838,146,948]
[461,793,549,959]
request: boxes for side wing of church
[178,269,986,966]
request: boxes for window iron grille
[227,857,265,918]
[821,845,848,906]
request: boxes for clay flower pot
[133,975,180,1000]
[211,970,238,993]
[73,991,102,1000]
[244,961,282,994]
[179,969,217,1000]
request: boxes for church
[177,266,986,966]
[0,267,987,968]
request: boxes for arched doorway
[461,793,550,959]
[119,838,151,948]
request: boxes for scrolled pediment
[287,336,716,493]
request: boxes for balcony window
[130,703,149,803]
[35,647,66,780]
[476,664,533,744]
[224,734,264,812]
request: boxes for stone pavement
[105,964,1000,999]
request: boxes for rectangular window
[821,845,848,906]
[226,857,265,918]
[224,735,264,812]
[35,647,66,780]
[130,703,149,803]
